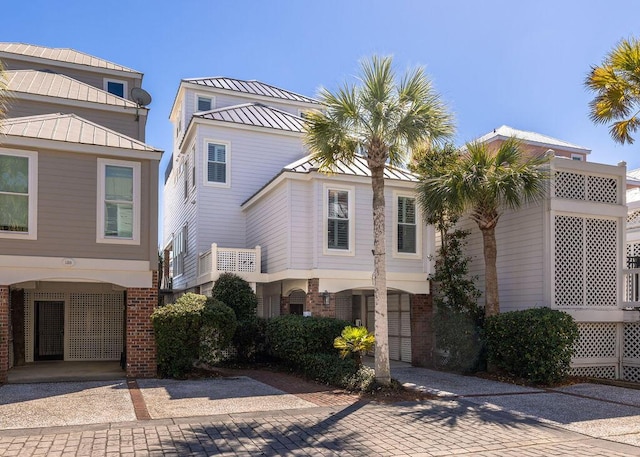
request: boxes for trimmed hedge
[233,316,268,362]
[211,273,258,321]
[151,293,237,377]
[485,307,579,385]
[266,315,350,365]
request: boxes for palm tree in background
[304,56,454,384]
[586,37,640,144]
[417,138,549,318]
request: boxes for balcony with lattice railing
[197,243,264,285]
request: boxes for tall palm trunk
[371,165,391,384]
[480,226,499,317]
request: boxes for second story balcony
[197,243,264,285]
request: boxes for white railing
[198,243,261,278]
[623,267,640,307]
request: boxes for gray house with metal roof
[0,44,161,383]
[163,77,433,365]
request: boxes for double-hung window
[97,159,140,244]
[326,187,353,253]
[206,141,228,186]
[173,224,187,277]
[397,196,417,254]
[0,149,38,239]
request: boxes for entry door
[35,301,64,360]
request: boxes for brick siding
[0,286,9,383]
[126,272,158,378]
[410,293,433,367]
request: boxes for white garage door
[366,294,411,363]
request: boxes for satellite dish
[130,87,152,107]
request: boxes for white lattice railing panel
[624,323,640,359]
[68,293,124,361]
[571,365,617,379]
[627,242,640,259]
[628,209,640,228]
[237,251,257,272]
[555,171,586,200]
[573,323,617,359]
[199,245,260,277]
[586,218,618,307]
[623,365,640,383]
[587,175,618,204]
[217,250,237,272]
[554,215,584,306]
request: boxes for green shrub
[199,298,238,366]
[333,325,375,368]
[151,293,207,378]
[434,307,485,373]
[298,352,358,386]
[233,316,268,362]
[211,273,258,321]
[485,307,579,385]
[266,315,350,365]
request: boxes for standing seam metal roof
[2,113,160,152]
[0,42,140,74]
[476,125,590,152]
[284,154,418,181]
[195,103,306,133]
[184,77,319,104]
[4,70,139,108]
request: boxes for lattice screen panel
[627,242,640,258]
[554,215,584,306]
[624,323,640,360]
[570,365,616,379]
[623,365,640,383]
[586,218,618,307]
[555,171,586,200]
[628,210,640,228]
[573,323,617,359]
[237,251,256,272]
[217,251,237,272]
[67,293,123,361]
[587,175,618,204]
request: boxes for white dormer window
[104,78,127,98]
[571,153,584,161]
[197,95,213,112]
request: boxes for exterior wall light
[322,290,330,306]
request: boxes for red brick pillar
[305,279,336,317]
[410,293,433,367]
[0,286,9,384]
[126,272,158,378]
[280,295,290,315]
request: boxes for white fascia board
[241,172,311,210]
[0,51,143,80]
[0,136,162,161]
[168,83,186,121]
[182,80,320,109]
[11,91,146,115]
[0,255,153,288]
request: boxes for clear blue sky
[4,0,640,171]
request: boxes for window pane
[0,193,28,232]
[398,197,416,224]
[328,220,349,249]
[105,202,133,238]
[398,225,416,253]
[328,190,348,219]
[0,155,28,193]
[105,166,133,201]
[107,81,124,98]
[208,162,226,183]
[198,97,212,111]
[208,144,226,162]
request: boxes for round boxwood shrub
[199,298,238,366]
[211,273,258,321]
[485,307,579,385]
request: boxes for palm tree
[417,138,549,318]
[304,56,454,383]
[585,37,640,144]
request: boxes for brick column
[305,278,336,317]
[0,286,9,384]
[126,272,158,378]
[410,293,434,367]
[280,295,290,315]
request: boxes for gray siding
[0,147,156,262]
[5,99,144,141]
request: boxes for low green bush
[298,352,358,386]
[266,315,350,365]
[434,307,485,373]
[152,293,207,378]
[485,307,579,385]
[233,316,268,362]
[151,292,237,377]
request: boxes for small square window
[197,96,212,112]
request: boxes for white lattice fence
[570,322,619,379]
[623,323,640,382]
[554,171,618,204]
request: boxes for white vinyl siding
[97,158,140,245]
[0,149,38,240]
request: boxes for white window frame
[203,139,231,188]
[323,183,355,256]
[195,93,215,112]
[190,146,196,188]
[180,155,188,201]
[96,158,141,245]
[173,224,187,278]
[103,78,128,99]
[0,148,38,240]
[571,153,584,161]
[392,191,422,259]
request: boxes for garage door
[366,294,411,363]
